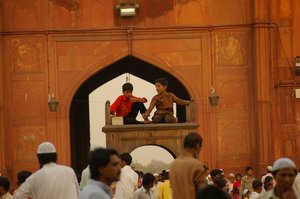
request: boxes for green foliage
[133,159,171,174]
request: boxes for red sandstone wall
[0,0,299,187]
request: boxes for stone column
[253,0,274,175]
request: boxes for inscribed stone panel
[217,75,249,110]
[11,81,46,118]
[11,38,44,73]
[56,40,127,71]
[215,32,246,66]
[152,38,203,67]
[13,126,45,161]
[217,120,250,160]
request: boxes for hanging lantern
[208,88,219,107]
[48,93,59,112]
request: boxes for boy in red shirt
[110,82,150,124]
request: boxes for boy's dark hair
[183,132,202,149]
[246,166,253,172]
[0,176,10,192]
[89,148,119,180]
[142,173,155,187]
[119,152,132,165]
[122,83,133,91]
[37,153,57,166]
[252,180,262,190]
[214,177,227,189]
[17,170,32,185]
[264,182,273,191]
[264,176,273,184]
[154,78,168,87]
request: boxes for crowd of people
[0,133,300,199]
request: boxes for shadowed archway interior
[70,56,190,174]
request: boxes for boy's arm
[110,96,122,115]
[129,96,147,103]
[170,93,191,106]
[143,97,156,117]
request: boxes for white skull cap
[267,166,273,172]
[272,157,296,172]
[37,142,56,154]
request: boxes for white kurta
[13,162,80,199]
[113,165,138,199]
[80,166,91,190]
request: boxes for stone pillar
[253,0,274,175]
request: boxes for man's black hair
[142,173,155,187]
[197,185,231,199]
[0,176,10,192]
[122,83,133,91]
[89,148,119,180]
[252,180,262,190]
[183,132,203,149]
[119,152,132,165]
[154,78,168,87]
[210,169,223,178]
[37,153,57,167]
[17,170,32,185]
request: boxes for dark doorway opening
[70,56,190,174]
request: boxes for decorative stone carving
[215,32,245,66]
[12,40,42,73]
[50,0,79,11]
[16,126,44,161]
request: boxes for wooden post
[105,100,111,125]
[186,100,195,122]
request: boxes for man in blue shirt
[79,148,121,199]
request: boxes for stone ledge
[102,122,199,132]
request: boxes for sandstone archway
[69,56,197,173]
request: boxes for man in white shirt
[13,141,80,199]
[113,153,138,199]
[249,180,262,199]
[133,173,155,199]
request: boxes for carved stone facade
[1,0,300,189]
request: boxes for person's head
[210,169,223,181]
[153,173,159,183]
[245,166,253,176]
[235,173,242,181]
[37,141,57,168]
[164,170,170,180]
[17,170,32,186]
[0,176,10,195]
[264,176,274,185]
[267,165,273,173]
[154,78,168,94]
[272,157,297,192]
[264,182,273,191]
[119,152,132,167]
[142,173,155,190]
[122,83,133,98]
[183,132,203,158]
[89,148,121,185]
[197,185,231,199]
[252,180,263,193]
[228,173,235,183]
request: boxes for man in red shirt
[110,83,150,124]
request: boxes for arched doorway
[69,56,191,173]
